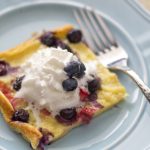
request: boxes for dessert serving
[0,25,126,150]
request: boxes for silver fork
[74,6,150,102]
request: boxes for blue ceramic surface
[127,0,150,22]
[0,1,147,150]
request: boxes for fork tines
[74,6,118,54]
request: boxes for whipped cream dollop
[15,47,97,115]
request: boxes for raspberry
[79,89,89,101]
[79,107,96,124]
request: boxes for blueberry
[40,32,73,53]
[88,93,98,101]
[39,128,53,145]
[55,40,72,52]
[37,143,44,150]
[12,109,29,122]
[13,76,25,91]
[62,78,78,91]
[67,29,82,43]
[77,62,86,78]
[88,78,101,93]
[64,61,86,78]
[0,60,9,76]
[40,32,57,47]
[59,108,77,121]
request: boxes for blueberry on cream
[13,75,25,91]
[62,78,78,91]
[64,61,86,78]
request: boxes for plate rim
[0,0,148,149]
[126,0,150,22]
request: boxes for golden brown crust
[0,38,41,66]
[0,92,14,122]
[0,91,42,149]
[52,24,73,39]
[9,121,42,149]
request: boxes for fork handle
[119,67,150,102]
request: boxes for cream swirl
[15,47,80,115]
[15,47,97,115]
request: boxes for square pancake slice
[0,25,126,150]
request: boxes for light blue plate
[0,1,147,150]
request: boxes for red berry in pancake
[79,107,96,124]
[79,88,89,101]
